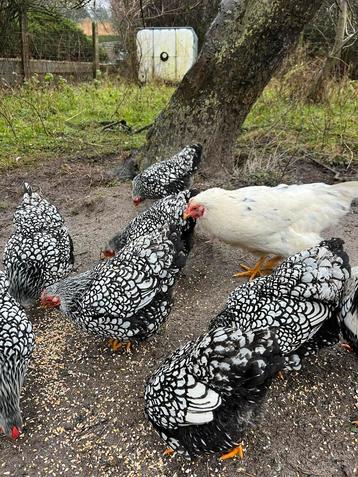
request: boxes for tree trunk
[139,0,324,170]
[308,0,348,102]
[19,9,30,81]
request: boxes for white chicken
[183,182,358,279]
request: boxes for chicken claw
[163,447,174,456]
[234,257,267,281]
[108,338,123,352]
[340,342,353,352]
[219,442,245,461]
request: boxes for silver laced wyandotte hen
[3,183,74,306]
[101,190,197,258]
[41,225,193,351]
[183,181,358,279]
[338,266,358,354]
[210,238,350,371]
[132,144,202,205]
[0,271,35,440]
[145,326,284,459]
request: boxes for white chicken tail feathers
[23,182,32,196]
[331,181,358,200]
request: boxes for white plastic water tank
[137,27,198,83]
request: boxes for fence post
[92,21,99,78]
[20,9,30,81]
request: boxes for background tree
[139,0,325,170]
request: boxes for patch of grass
[237,75,358,182]
[0,76,174,172]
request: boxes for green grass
[237,78,358,174]
[0,76,174,171]
[0,73,356,175]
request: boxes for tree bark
[19,9,30,81]
[139,0,325,170]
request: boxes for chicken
[132,144,202,205]
[145,326,284,459]
[210,238,350,370]
[337,266,358,353]
[0,271,35,439]
[101,190,196,258]
[183,182,358,279]
[41,226,191,349]
[3,183,74,306]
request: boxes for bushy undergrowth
[235,56,357,185]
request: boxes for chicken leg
[108,339,132,352]
[234,257,267,281]
[261,256,284,274]
[163,447,174,456]
[219,442,245,460]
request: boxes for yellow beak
[183,211,191,220]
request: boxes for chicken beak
[183,211,191,220]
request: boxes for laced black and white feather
[132,144,202,201]
[104,190,196,254]
[337,266,358,353]
[145,326,284,458]
[3,183,74,305]
[0,271,35,437]
[211,238,350,370]
[45,226,189,344]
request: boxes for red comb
[11,426,20,440]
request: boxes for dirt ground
[0,155,357,477]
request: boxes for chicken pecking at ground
[0,271,35,440]
[183,181,358,279]
[210,238,350,371]
[41,225,193,351]
[338,266,358,353]
[101,190,197,258]
[145,326,284,459]
[3,183,74,306]
[132,144,202,205]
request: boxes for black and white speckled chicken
[101,190,197,258]
[41,226,191,350]
[132,144,202,205]
[0,271,35,440]
[337,266,358,353]
[145,326,284,459]
[3,183,74,306]
[210,238,350,370]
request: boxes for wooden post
[20,9,30,81]
[92,21,99,78]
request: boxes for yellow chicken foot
[108,339,133,352]
[219,442,245,461]
[234,257,267,281]
[108,338,123,352]
[276,370,285,380]
[125,341,133,353]
[340,342,353,352]
[260,256,284,274]
[163,447,174,456]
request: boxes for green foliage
[0,78,174,171]
[0,11,107,61]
